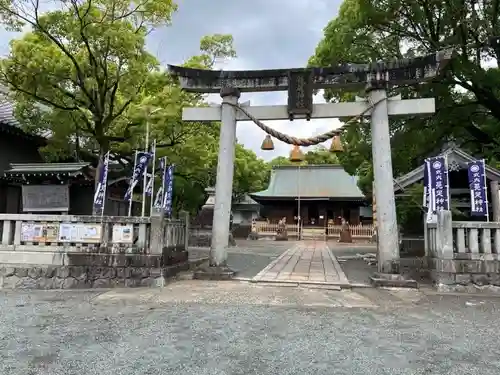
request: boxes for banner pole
[149,140,157,217]
[141,121,150,217]
[128,151,138,217]
[100,151,109,217]
[483,159,490,222]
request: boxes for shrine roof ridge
[271,164,345,170]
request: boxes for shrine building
[250,164,371,226]
[0,95,137,215]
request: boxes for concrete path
[251,241,350,286]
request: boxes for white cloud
[235,91,341,160]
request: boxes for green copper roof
[251,165,365,200]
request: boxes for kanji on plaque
[426,156,450,212]
[467,160,488,216]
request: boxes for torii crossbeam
[169,49,453,278]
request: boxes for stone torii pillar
[368,82,399,273]
[209,87,240,275]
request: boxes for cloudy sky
[150,0,343,160]
[0,0,343,160]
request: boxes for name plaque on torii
[169,49,454,278]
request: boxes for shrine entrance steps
[249,241,350,288]
[300,227,326,241]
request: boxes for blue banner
[145,175,153,197]
[124,151,152,201]
[93,151,110,215]
[467,159,488,216]
[145,142,156,197]
[426,156,450,212]
[162,164,175,217]
[153,157,166,210]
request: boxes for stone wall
[429,258,500,286]
[0,251,189,289]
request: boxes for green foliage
[310,0,500,195]
[232,146,270,202]
[0,0,264,214]
[304,145,340,164]
[1,0,177,158]
[268,145,339,167]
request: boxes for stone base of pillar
[193,265,236,280]
[369,272,418,288]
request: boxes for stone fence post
[182,210,190,251]
[436,210,453,259]
[149,215,164,255]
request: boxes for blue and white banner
[162,164,175,217]
[93,151,110,215]
[145,175,153,197]
[467,159,488,216]
[426,156,450,213]
[145,141,156,197]
[124,151,152,201]
[153,157,166,210]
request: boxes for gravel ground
[2,281,500,375]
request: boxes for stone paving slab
[96,281,379,308]
[252,242,350,286]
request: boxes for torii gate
[168,50,453,278]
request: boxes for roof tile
[251,165,365,199]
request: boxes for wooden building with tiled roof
[250,165,371,226]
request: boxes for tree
[0,0,178,162]
[304,145,339,164]
[232,145,270,202]
[267,156,294,167]
[268,145,339,167]
[0,0,258,214]
[309,0,500,195]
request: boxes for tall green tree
[0,0,178,164]
[0,0,261,213]
[309,0,500,194]
[268,145,339,167]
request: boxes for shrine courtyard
[1,240,500,374]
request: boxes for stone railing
[427,219,500,259]
[0,213,187,254]
[0,214,152,253]
[426,211,500,286]
[0,213,190,289]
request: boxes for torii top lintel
[167,49,453,94]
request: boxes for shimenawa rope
[225,96,387,146]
